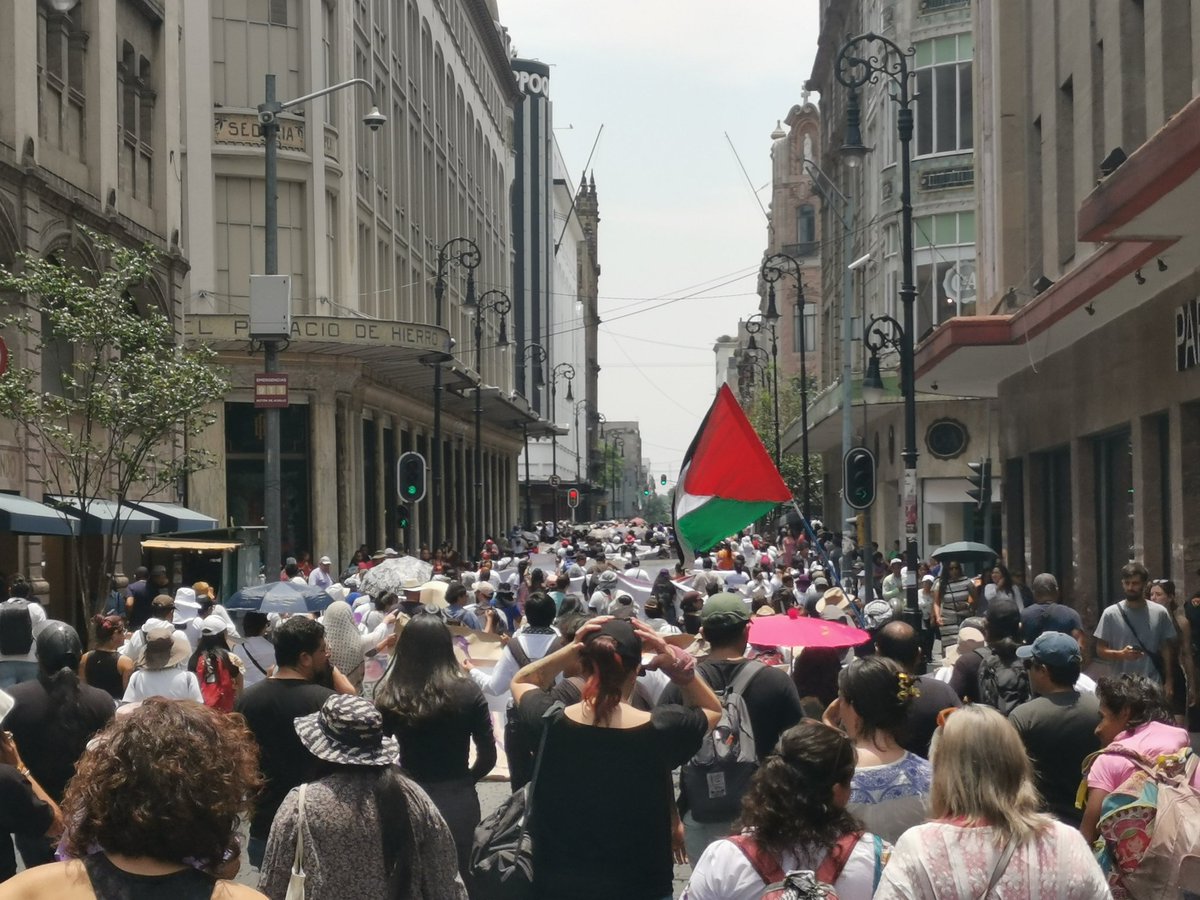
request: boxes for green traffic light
[406,485,417,496]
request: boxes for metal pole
[770,326,781,468]
[574,406,581,482]
[550,379,558,527]
[432,253,446,555]
[523,423,532,529]
[262,74,281,578]
[473,309,483,561]
[840,189,856,557]
[897,78,921,625]
[797,286,812,521]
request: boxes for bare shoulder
[213,881,269,900]
[0,861,93,899]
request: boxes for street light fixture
[761,252,813,519]
[471,289,510,559]
[520,342,548,528]
[257,74,381,575]
[836,31,920,626]
[549,362,576,525]
[744,312,780,469]
[431,238,480,552]
[612,435,625,518]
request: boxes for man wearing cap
[1019,572,1085,647]
[308,555,335,590]
[588,570,619,615]
[1009,633,1100,826]
[658,592,804,864]
[882,555,904,608]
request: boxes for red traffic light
[566,488,580,508]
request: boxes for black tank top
[82,853,216,900]
[84,649,125,701]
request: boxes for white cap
[319,555,332,565]
[198,615,227,637]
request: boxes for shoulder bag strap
[728,659,766,695]
[292,783,308,877]
[508,637,531,669]
[815,830,862,886]
[978,836,1017,899]
[241,642,268,676]
[1115,602,1156,656]
[727,833,787,886]
[518,700,565,833]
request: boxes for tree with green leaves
[744,370,824,521]
[0,230,230,623]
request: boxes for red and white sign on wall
[254,373,289,408]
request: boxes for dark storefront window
[225,403,311,563]
[1094,429,1133,608]
[1004,457,1026,574]
[1039,446,1073,605]
[1157,415,1171,579]
[363,418,378,551]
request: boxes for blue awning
[0,493,79,536]
[123,500,219,533]
[45,495,159,536]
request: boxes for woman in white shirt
[122,623,202,704]
[684,719,888,900]
[875,704,1111,899]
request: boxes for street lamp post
[467,289,510,559]
[744,305,781,467]
[612,436,625,518]
[573,398,589,482]
[258,74,383,574]
[549,363,575,527]
[596,413,608,518]
[760,253,812,519]
[836,32,920,625]
[520,342,547,528]
[431,238,480,553]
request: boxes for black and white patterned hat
[294,695,399,767]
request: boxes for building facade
[801,0,997,556]
[0,0,187,614]
[180,0,543,564]
[600,420,643,519]
[917,0,1200,623]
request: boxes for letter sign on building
[1177,297,1200,372]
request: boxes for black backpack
[975,646,1031,716]
[0,601,34,656]
[681,661,765,823]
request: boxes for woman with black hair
[823,656,931,843]
[260,695,466,900]
[374,615,495,880]
[981,563,1017,614]
[509,616,721,900]
[79,614,134,700]
[931,561,976,650]
[187,616,245,711]
[683,720,888,900]
[3,622,114,867]
[650,568,679,624]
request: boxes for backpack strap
[872,834,885,892]
[728,833,786,886]
[508,637,531,669]
[727,659,767,696]
[815,831,862,887]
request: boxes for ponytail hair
[578,635,637,726]
[92,614,124,643]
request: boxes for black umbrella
[226,581,335,615]
[930,541,998,563]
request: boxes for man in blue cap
[1009,632,1100,826]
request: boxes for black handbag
[468,701,562,899]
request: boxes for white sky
[498,0,821,488]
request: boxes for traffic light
[566,488,580,509]
[643,486,651,496]
[398,504,410,529]
[660,473,667,486]
[397,452,426,502]
[966,458,992,510]
[843,447,877,510]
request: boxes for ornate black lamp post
[465,289,510,558]
[519,342,547,529]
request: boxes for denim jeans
[0,661,39,689]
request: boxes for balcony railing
[920,0,969,10]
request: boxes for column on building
[310,386,339,561]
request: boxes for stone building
[916,0,1200,621]
[180,0,544,565]
[802,0,998,556]
[0,0,189,614]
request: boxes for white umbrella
[361,556,432,596]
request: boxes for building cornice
[466,0,521,106]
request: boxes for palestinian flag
[673,384,792,560]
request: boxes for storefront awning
[141,538,242,551]
[0,493,80,536]
[45,495,160,536]
[123,500,219,533]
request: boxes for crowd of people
[0,519,1197,898]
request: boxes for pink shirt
[1088,721,1197,793]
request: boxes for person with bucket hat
[258,694,466,900]
[3,622,114,868]
[123,621,203,705]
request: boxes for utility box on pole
[250,275,292,340]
